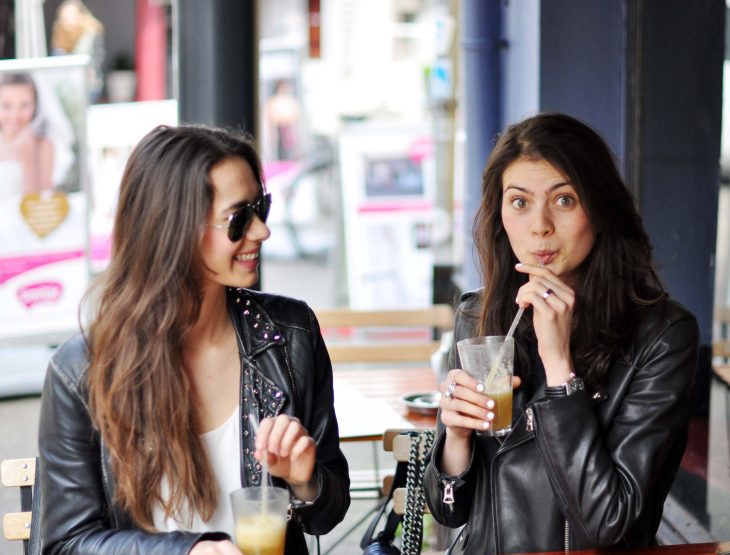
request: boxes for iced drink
[486,386,513,434]
[457,335,514,436]
[235,513,286,555]
[230,486,289,555]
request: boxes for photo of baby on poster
[0,56,88,342]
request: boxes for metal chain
[401,432,419,555]
[401,430,435,555]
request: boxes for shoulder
[453,288,482,339]
[628,296,698,364]
[634,296,697,339]
[47,332,91,398]
[456,288,482,322]
[232,288,315,330]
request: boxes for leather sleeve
[287,307,351,535]
[423,298,480,528]
[38,356,225,555]
[528,311,698,547]
[423,429,477,528]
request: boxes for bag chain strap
[401,430,435,555]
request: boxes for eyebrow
[503,182,573,194]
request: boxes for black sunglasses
[206,193,272,242]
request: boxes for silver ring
[444,381,457,400]
[542,288,554,300]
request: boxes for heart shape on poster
[20,192,70,239]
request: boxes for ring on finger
[542,288,554,300]
[444,381,457,400]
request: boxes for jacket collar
[227,287,286,359]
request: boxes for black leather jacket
[423,291,698,554]
[39,288,350,554]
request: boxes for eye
[510,197,527,209]
[555,194,574,207]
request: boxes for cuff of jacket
[431,428,476,478]
[187,531,232,553]
[288,463,350,535]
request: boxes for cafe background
[0,0,728,553]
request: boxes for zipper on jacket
[442,477,456,505]
[525,407,535,431]
[564,520,571,552]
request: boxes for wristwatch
[561,372,585,396]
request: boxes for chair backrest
[382,429,432,516]
[315,305,454,364]
[1,457,38,549]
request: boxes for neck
[187,285,231,347]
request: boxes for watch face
[568,378,585,395]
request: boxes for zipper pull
[442,479,455,505]
[525,407,535,432]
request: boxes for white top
[152,407,241,537]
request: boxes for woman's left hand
[515,262,575,385]
[254,415,316,492]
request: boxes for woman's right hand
[438,369,521,476]
[190,540,242,555]
[439,369,494,437]
[439,369,522,436]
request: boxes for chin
[226,272,260,289]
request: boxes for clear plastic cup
[230,486,289,555]
[457,335,514,436]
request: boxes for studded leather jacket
[423,291,698,554]
[39,287,350,554]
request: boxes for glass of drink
[230,486,289,555]
[456,335,514,436]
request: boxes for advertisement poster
[0,56,89,343]
[339,122,446,309]
[86,99,177,272]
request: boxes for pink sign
[17,281,64,308]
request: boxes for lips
[533,251,556,265]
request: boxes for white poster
[86,100,178,272]
[339,122,446,309]
[0,56,89,343]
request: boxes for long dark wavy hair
[84,124,264,530]
[473,113,665,385]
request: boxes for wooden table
[511,541,730,555]
[333,367,439,442]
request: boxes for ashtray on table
[400,391,441,415]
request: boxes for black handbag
[361,430,434,555]
[360,456,407,555]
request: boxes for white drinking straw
[248,412,269,513]
[485,261,542,388]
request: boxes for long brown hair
[85,125,264,530]
[473,113,665,384]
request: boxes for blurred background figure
[50,0,105,102]
[265,79,301,161]
[0,72,54,197]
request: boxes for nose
[530,205,554,237]
[246,214,271,242]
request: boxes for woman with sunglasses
[38,124,350,554]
